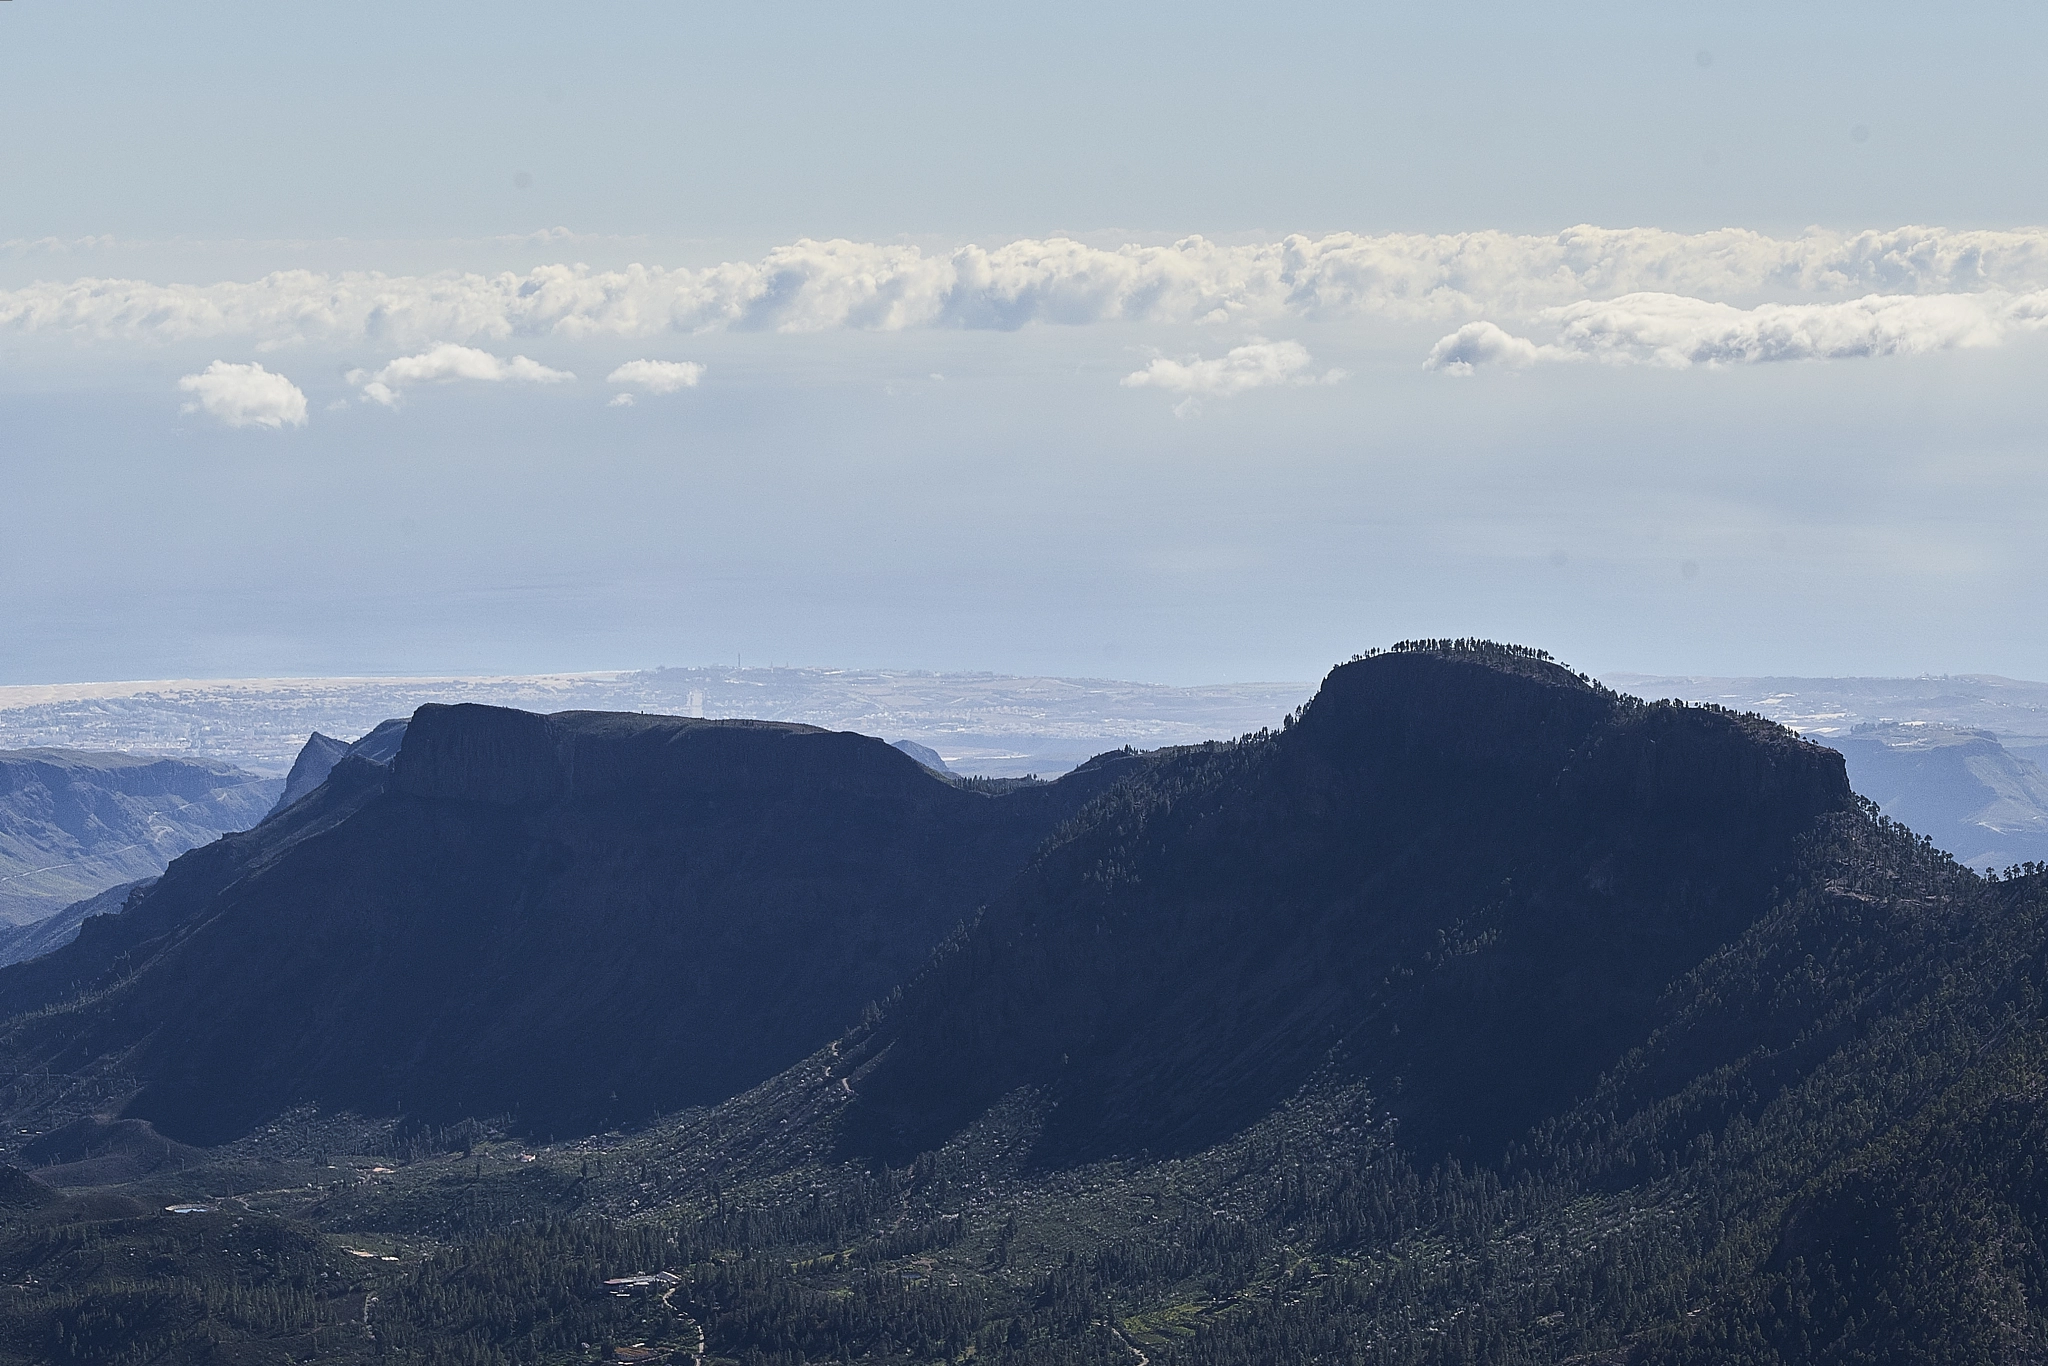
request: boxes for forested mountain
[0,748,278,925]
[0,705,1140,1145]
[830,642,1851,1167]
[8,644,2048,1366]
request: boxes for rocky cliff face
[390,703,564,805]
[268,732,352,815]
[0,706,1143,1144]
[270,719,411,818]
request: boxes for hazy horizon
[9,1,2048,686]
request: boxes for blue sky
[5,1,2047,685]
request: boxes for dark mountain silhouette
[554,644,2048,1363]
[0,705,1141,1145]
[0,749,279,925]
[15,643,2048,1365]
[830,642,1854,1166]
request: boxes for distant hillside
[0,725,409,968]
[1604,670,2048,747]
[1826,722,2048,869]
[0,667,1311,777]
[0,705,1141,1143]
[0,750,278,925]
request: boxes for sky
[4,0,2047,687]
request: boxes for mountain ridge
[0,705,1147,1145]
[824,644,1854,1167]
[10,644,2048,1364]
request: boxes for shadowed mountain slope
[0,749,279,925]
[830,642,1854,1166]
[0,877,149,969]
[20,647,2048,1365]
[0,704,1143,1145]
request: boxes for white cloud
[1122,339,1340,415]
[606,359,704,393]
[176,360,308,429]
[1429,290,2041,372]
[350,343,574,405]
[17,226,2048,350]
[1423,321,1556,374]
[607,393,635,407]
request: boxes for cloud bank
[607,359,704,393]
[176,361,308,429]
[1122,339,1340,414]
[14,226,2048,350]
[1427,290,2042,372]
[350,343,574,405]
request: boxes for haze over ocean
[6,0,2046,685]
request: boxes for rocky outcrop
[270,718,411,820]
[269,732,352,816]
[390,703,564,805]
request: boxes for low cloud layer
[1122,339,1340,414]
[176,361,308,429]
[13,226,2048,350]
[1427,290,2045,372]
[350,343,574,405]
[607,359,704,393]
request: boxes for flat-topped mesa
[389,704,938,808]
[0,700,1140,1144]
[390,703,567,805]
[1301,641,1851,831]
[1299,641,1617,781]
